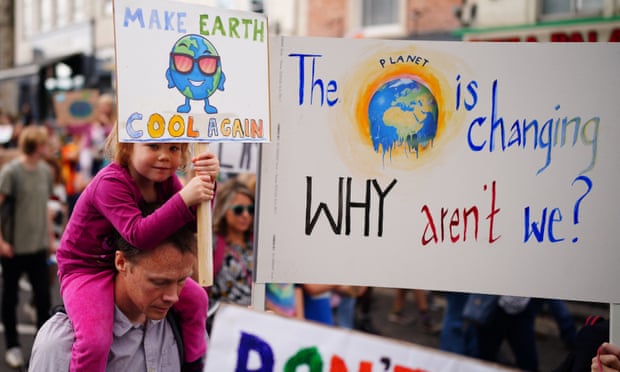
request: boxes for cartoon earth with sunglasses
[166,34,226,114]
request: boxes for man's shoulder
[34,311,73,344]
[30,308,185,371]
[29,312,73,370]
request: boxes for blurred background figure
[73,93,116,199]
[301,284,338,325]
[233,172,305,320]
[265,283,304,319]
[332,285,367,329]
[543,299,577,350]
[209,178,255,308]
[388,288,436,331]
[0,126,54,369]
[355,287,381,335]
[439,292,479,357]
[89,93,116,175]
[475,296,543,371]
[0,109,19,150]
[19,103,33,127]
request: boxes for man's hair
[111,202,196,263]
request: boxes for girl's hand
[179,175,215,207]
[193,151,220,181]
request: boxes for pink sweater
[57,162,195,275]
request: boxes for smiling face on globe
[368,77,438,156]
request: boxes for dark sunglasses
[170,53,220,75]
[229,205,254,216]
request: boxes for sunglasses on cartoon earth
[229,205,254,216]
[170,53,220,75]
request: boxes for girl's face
[128,143,183,184]
[225,192,254,236]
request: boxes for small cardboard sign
[52,89,99,126]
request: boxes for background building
[454,0,620,41]
[0,0,115,122]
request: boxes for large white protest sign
[205,304,513,372]
[113,0,270,143]
[256,36,620,303]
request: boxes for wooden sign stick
[195,142,213,287]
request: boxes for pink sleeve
[92,174,195,250]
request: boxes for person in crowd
[388,288,435,330]
[89,93,116,174]
[0,109,19,149]
[301,284,338,325]
[475,295,543,371]
[210,179,255,307]
[59,128,82,216]
[300,283,361,326]
[355,286,380,334]
[0,126,54,368]
[56,123,219,372]
[439,291,479,357]
[592,342,620,372]
[30,204,204,371]
[553,315,607,372]
[544,299,578,349]
[235,172,256,194]
[19,102,33,126]
[45,156,68,240]
[265,283,304,318]
[76,93,116,185]
[227,172,306,320]
[21,155,68,325]
[332,286,367,329]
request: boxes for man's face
[116,243,195,322]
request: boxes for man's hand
[592,343,620,372]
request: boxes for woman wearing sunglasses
[209,178,255,313]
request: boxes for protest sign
[256,36,620,303]
[52,89,99,126]
[113,0,270,285]
[205,304,513,372]
[113,0,270,143]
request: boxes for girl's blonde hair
[213,178,255,239]
[103,122,191,170]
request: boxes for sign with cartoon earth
[113,0,270,143]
